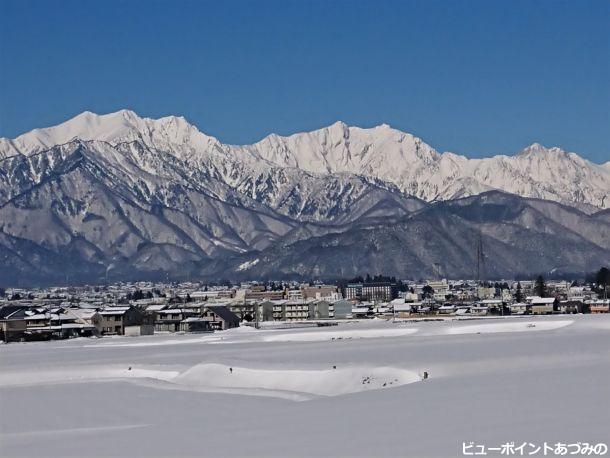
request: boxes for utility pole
[476,236,485,285]
[475,230,486,300]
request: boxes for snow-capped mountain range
[2,109,608,210]
[0,110,608,284]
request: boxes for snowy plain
[1,315,609,457]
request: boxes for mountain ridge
[216,190,610,281]
[1,111,608,285]
[2,110,607,211]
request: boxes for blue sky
[1,0,608,162]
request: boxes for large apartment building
[345,282,397,302]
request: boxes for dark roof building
[201,306,240,330]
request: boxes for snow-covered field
[1,315,609,457]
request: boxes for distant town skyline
[1,0,608,162]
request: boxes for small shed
[179,318,213,333]
[124,325,155,336]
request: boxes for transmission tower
[476,231,486,286]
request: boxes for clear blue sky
[1,0,608,162]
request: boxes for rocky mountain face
[217,192,610,281]
[0,110,608,285]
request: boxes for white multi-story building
[426,280,449,296]
[345,283,396,302]
[286,289,303,301]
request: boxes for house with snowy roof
[526,296,557,314]
[179,317,213,333]
[153,308,199,332]
[438,304,456,315]
[588,299,609,314]
[509,303,529,315]
[200,306,240,330]
[99,305,144,335]
[0,306,28,342]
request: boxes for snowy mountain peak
[0,109,220,160]
[525,141,546,151]
[330,120,348,129]
[518,142,566,157]
[79,108,139,122]
[376,123,392,129]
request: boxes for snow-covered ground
[1,315,609,457]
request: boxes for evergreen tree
[397,280,409,292]
[534,275,547,297]
[595,267,610,299]
[422,285,434,298]
[515,282,523,302]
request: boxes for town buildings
[1,276,608,343]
